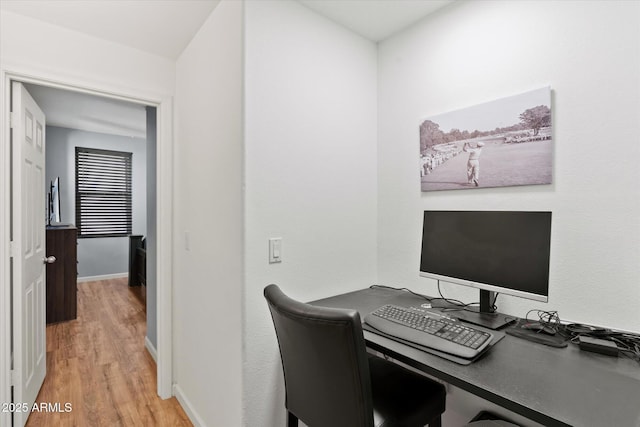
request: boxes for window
[75,147,132,237]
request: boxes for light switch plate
[269,238,282,263]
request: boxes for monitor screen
[49,177,61,225]
[420,210,552,302]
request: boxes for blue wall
[45,125,147,277]
[145,107,157,348]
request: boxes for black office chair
[264,284,446,427]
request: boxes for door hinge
[10,369,16,386]
[9,241,15,258]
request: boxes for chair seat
[369,354,446,427]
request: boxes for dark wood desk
[312,287,640,427]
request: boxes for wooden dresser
[46,225,77,324]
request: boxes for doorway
[27,83,152,287]
[1,71,174,426]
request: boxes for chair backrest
[264,284,374,427]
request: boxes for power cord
[437,282,476,309]
[437,282,500,314]
[368,283,495,315]
[562,323,640,363]
[368,284,433,303]
[523,309,562,334]
[369,284,640,363]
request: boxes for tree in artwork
[519,105,551,136]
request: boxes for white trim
[173,384,207,427]
[0,65,174,409]
[0,67,12,427]
[77,272,128,283]
[145,336,158,363]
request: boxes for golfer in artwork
[463,141,484,186]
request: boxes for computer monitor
[420,210,552,329]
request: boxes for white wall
[0,11,175,99]
[378,0,640,331]
[378,1,639,421]
[0,11,175,425]
[5,2,639,426]
[173,1,244,425]
[243,1,378,425]
[378,1,640,425]
[0,10,174,279]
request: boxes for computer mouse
[522,322,556,335]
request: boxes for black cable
[370,284,640,363]
[518,311,640,363]
[564,323,610,337]
[372,282,502,315]
[491,293,499,311]
[436,282,471,308]
[369,284,478,310]
[523,309,562,334]
[562,323,640,363]
[368,284,434,303]
[437,282,503,316]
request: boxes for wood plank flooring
[25,278,192,427]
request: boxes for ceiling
[298,0,454,41]
[0,0,221,60]
[2,0,218,138]
[1,0,455,58]
[24,84,147,139]
[3,0,454,136]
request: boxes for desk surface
[312,287,640,427]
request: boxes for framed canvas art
[420,87,552,192]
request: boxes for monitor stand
[452,290,515,330]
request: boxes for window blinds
[75,147,132,237]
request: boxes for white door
[11,82,47,427]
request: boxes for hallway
[25,278,191,426]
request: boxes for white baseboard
[77,272,128,283]
[173,383,207,427]
[145,336,157,363]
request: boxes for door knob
[43,256,56,264]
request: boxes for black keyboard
[364,305,493,359]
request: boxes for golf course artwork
[420,87,552,192]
